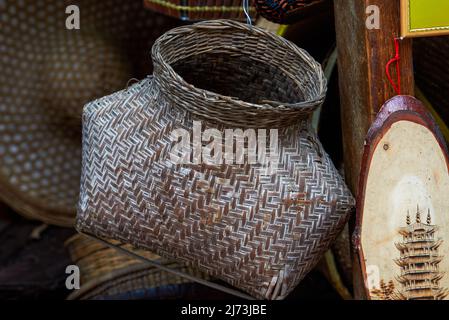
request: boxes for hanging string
[385,37,402,95]
[243,0,252,26]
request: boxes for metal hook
[243,0,252,26]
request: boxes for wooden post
[334,0,414,194]
[334,0,415,299]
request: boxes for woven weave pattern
[66,235,206,300]
[0,0,178,226]
[254,0,325,24]
[144,0,257,21]
[77,20,354,299]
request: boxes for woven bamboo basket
[144,0,257,21]
[65,234,208,300]
[414,36,449,125]
[254,0,327,24]
[0,0,178,227]
[77,20,355,299]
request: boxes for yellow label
[410,0,449,30]
[402,0,449,37]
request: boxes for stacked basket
[65,235,209,300]
[0,0,178,226]
[144,0,257,21]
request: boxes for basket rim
[151,19,327,114]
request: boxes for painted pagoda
[394,206,448,300]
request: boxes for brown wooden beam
[334,0,415,299]
[334,0,414,195]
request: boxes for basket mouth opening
[152,21,326,109]
[171,51,305,105]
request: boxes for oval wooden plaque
[354,95,449,300]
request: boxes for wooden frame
[401,0,449,38]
